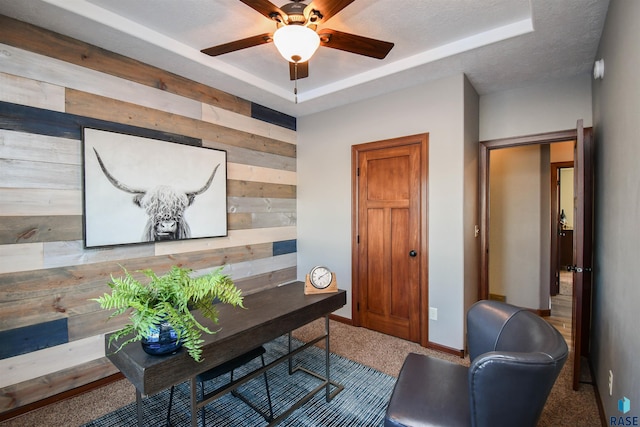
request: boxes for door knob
[409,250,417,257]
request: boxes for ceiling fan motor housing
[281,2,307,24]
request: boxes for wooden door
[352,134,428,343]
[571,119,594,390]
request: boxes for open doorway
[487,144,552,311]
[485,142,574,344]
[480,124,594,390]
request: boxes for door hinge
[357,302,360,311]
[357,235,360,244]
[357,167,360,176]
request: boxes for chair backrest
[466,300,568,427]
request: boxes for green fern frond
[92,265,244,363]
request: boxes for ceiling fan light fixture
[273,24,320,63]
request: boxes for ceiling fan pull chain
[294,62,298,104]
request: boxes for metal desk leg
[324,315,331,402]
[190,377,198,427]
[136,389,143,427]
[288,331,293,374]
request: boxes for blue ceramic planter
[141,321,182,356]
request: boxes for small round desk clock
[310,266,332,289]
[305,265,338,294]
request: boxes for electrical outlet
[609,370,613,396]
[429,307,438,320]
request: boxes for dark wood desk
[106,282,347,426]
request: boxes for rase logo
[611,397,638,426]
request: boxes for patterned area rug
[82,336,395,426]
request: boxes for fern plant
[93,265,244,362]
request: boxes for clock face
[309,266,332,289]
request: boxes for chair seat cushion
[384,353,471,427]
[197,346,266,382]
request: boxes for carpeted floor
[1,319,602,426]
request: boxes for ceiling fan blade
[289,61,309,80]
[305,0,356,24]
[239,0,286,21]
[319,29,394,59]
[201,33,273,56]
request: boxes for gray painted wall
[480,74,593,140]
[489,144,551,310]
[298,71,592,351]
[297,74,477,350]
[592,0,640,420]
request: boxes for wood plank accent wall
[0,15,297,414]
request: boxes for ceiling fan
[201,0,394,81]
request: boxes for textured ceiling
[0,0,610,117]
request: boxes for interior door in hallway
[352,134,428,344]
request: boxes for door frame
[479,129,578,299]
[479,126,593,390]
[351,133,429,346]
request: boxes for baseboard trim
[523,307,552,317]
[330,315,465,358]
[329,314,352,325]
[0,373,124,422]
[427,341,465,358]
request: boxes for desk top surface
[106,282,346,395]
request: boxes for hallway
[547,270,573,348]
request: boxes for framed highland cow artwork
[82,127,227,248]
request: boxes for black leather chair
[384,300,568,427]
[167,346,273,426]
